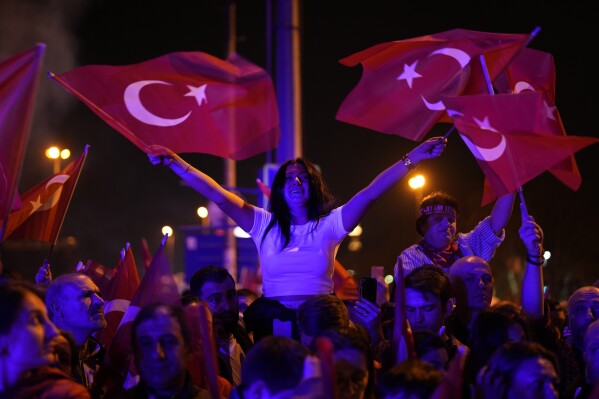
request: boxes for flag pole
[47,144,90,261]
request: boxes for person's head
[449,256,493,313]
[566,286,599,351]
[313,327,375,399]
[239,336,311,399]
[237,288,258,313]
[189,265,239,336]
[413,331,450,372]
[467,304,529,384]
[416,191,459,249]
[583,319,599,385]
[131,303,191,395]
[481,341,559,399]
[45,273,106,345]
[377,359,443,399]
[269,158,335,217]
[404,265,452,334]
[297,294,350,347]
[0,279,60,386]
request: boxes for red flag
[315,336,337,399]
[442,93,599,205]
[491,48,582,195]
[96,245,140,348]
[0,43,46,228]
[336,29,529,141]
[2,145,89,243]
[106,235,180,385]
[50,52,280,160]
[332,259,358,302]
[393,258,416,363]
[77,259,117,298]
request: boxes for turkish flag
[336,29,529,141]
[96,245,140,349]
[106,235,180,386]
[442,93,599,205]
[393,258,416,364]
[50,52,280,160]
[0,43,46,227]
[2,145,89,243]
[481,47,582,203]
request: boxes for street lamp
[408,174,426,216]
[197,206,209,228]
[45,146,70,174]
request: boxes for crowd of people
[1,139,598,399]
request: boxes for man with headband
[394,191,515,277]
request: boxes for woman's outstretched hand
[146,144,179,166]
[408,136,447,163]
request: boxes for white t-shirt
[249,206,350,297]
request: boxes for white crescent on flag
[124,80,191,127]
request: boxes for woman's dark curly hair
[263,158,337,249]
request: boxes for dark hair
[240,336,310,395]
[313,327,376,399]
[297,294,350,337]
[263,158,336,249]
[189,265,235,298]
[466,304,530,384]
[131,302,191,349]
[377,359,443,399]
[483,341,559,389]
[404,265,451,308]
[416,191,459,236]
[0,279,45,334]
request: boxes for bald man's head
[449,256,493,311]
[567,286,599,350]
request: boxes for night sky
[1,1,597,301]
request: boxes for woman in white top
[148,137,446,340]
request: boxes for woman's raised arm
[147,145,255,232]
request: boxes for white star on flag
[28,195,43,215]
[544,100,557,121]
[396,61,422,89]
[473,116,499,132]
[185,84,208,106]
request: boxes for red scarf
[418,240,462,268]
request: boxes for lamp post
[197,206,209,230]
[408,174,426,216]
[45,146,70,174]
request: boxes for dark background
[1,1,597,301]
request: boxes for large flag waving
[0,43,46,229]
[106,235,180,386]
[493,48,582,193]
[336,29,529,141]
[50,52,280,160]
[442,92,599,205]
[2,145,89,242]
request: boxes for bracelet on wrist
[526,255,544,266]
[176,162,191,176]
[402,154,418,172]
